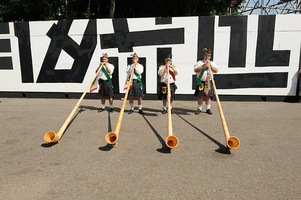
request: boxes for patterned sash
[196,68,210,96]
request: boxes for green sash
[134,69,143,90]
[101,65,112,83]
[196,68,206,86]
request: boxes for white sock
[198,105,202,110]
[138,105,142,110]
[130,103,134,110]
[206,104,210,110]
[101,104,105,108]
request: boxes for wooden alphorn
[105,65,135,145]
[208,64,240,149]
[43,63,104,143]
[165,65,179,149]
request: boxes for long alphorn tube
[105,65,135,145]
[165,66,179,149]
[43,63,104,143]
[208,65,240,149]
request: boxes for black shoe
[171,109,174,114]
[206,109,213,115]
[138,109,144,114]
[98,107,105,112]
[162,108,167,114]
[109,108,114,112]
[128,109,134,114]
[195,109,201,115]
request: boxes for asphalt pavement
[0,98,300,199]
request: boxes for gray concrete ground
[0,98,300,200]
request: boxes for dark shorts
[98,79,114,98]
[129,79,144,97]
[194,81,214,97]
[158,82,177,100]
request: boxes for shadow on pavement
[141,115,171,154]
[98,111,115,151]
[176,113,231,154]
[41,108,84,148]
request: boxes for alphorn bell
[105,65,135,145]
[43,63,104,143]
[165,65,179,149]
[208,64,240,149]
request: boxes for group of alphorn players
[95,49,217,115]
[44,48,240,150]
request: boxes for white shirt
[158,65,178,84]
[126,63,144,80]
[96,63,114,81]
[194,60,218,81]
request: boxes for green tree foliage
[0,0,61,21]
[0,0,242,22]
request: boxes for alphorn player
[96,53,115,112]
[126,52,144,114]
[194,48,218,115]
[158,57,179,114]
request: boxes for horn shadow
[176,114,231,154]
[99,110,114,151]
[41,108,84,147]
[141,115,171,154]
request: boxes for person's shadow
[283,72,300,102]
